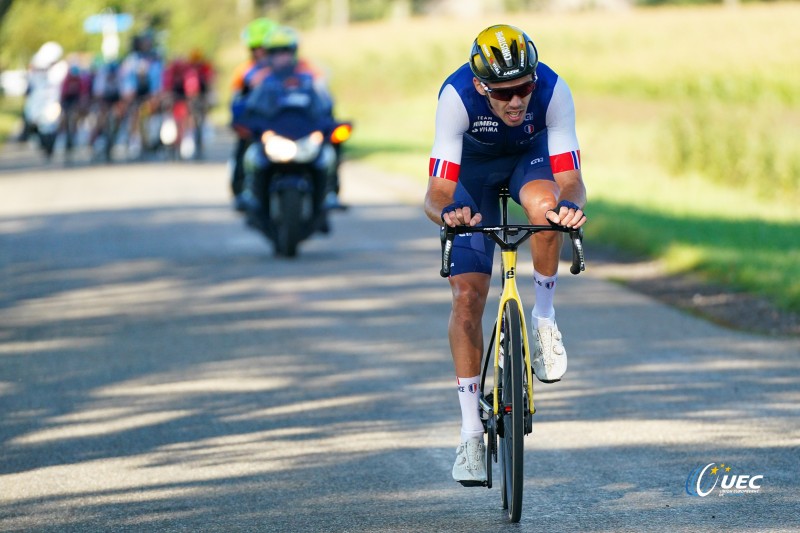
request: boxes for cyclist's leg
[511,134,562,317]
[449,155,516,483]
[509,133,568,382]
[447,182,494,379]
[449,150,524,372]
[510,131,562,277]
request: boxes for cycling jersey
[92,63,121,103]
[430,62,580,182]
[60,69,91,107]
[120,52,163,98]
[164,59,212,99]
[430,62,582,276]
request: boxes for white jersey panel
[545,77,580,156]
[430,83,470,168]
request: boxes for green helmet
[263,25,299,52]
[242,17,277,49]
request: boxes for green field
[297,4,800,313]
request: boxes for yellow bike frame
[492,248,535,417]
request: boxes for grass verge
[0,96,23,144]
[296,5,800,313]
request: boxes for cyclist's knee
[521,186,558,224]
[450,275,489,311]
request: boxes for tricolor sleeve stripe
[549,150,581,174]
[429,158,461,182]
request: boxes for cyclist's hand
[546,200,586,229]
[441,202,482,227]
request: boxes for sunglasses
[480,79,536,102]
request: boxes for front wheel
[40,132,57,160]
[271,188,305,257]
[498,299,524,522]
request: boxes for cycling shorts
[448,131,554,277]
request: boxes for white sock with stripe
[457,375,484,442]
[533,270,557,328]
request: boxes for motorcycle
[23,68,64,160]
[239,79,351,257]
[245,110,351,257]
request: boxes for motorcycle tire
[40,133,56,160]
[273,188,304,258]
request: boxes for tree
[0,0,13,28]
[0,0,242,67]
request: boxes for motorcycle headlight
[262,130,324,163]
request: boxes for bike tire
[498,299,524,522]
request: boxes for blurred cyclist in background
[163,49,215,158]
[60,54,92,160]
[119,30,164,157]
[89,55,123,161]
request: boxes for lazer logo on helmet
[495,31,513,63]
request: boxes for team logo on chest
[471,115,499,133]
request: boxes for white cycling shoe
[531,314,568,383]
[452,437,486,486]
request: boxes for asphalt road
[1,138,798,532]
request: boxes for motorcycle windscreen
[244,74,331,139]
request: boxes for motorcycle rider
[235,25,336,234]
[22,41,68,155]
[229,17,278,211]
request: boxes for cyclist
[118,31,164,156]
[89,56,123,158]
[60,55,92,157]
[423,24,587,484]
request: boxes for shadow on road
[1,185,798,530]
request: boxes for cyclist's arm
[424,85,480,227]
[544,77,586,229]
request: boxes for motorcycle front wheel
[272,188,305,258]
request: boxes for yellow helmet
[263,25,299,52]
[469,24,538,83]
